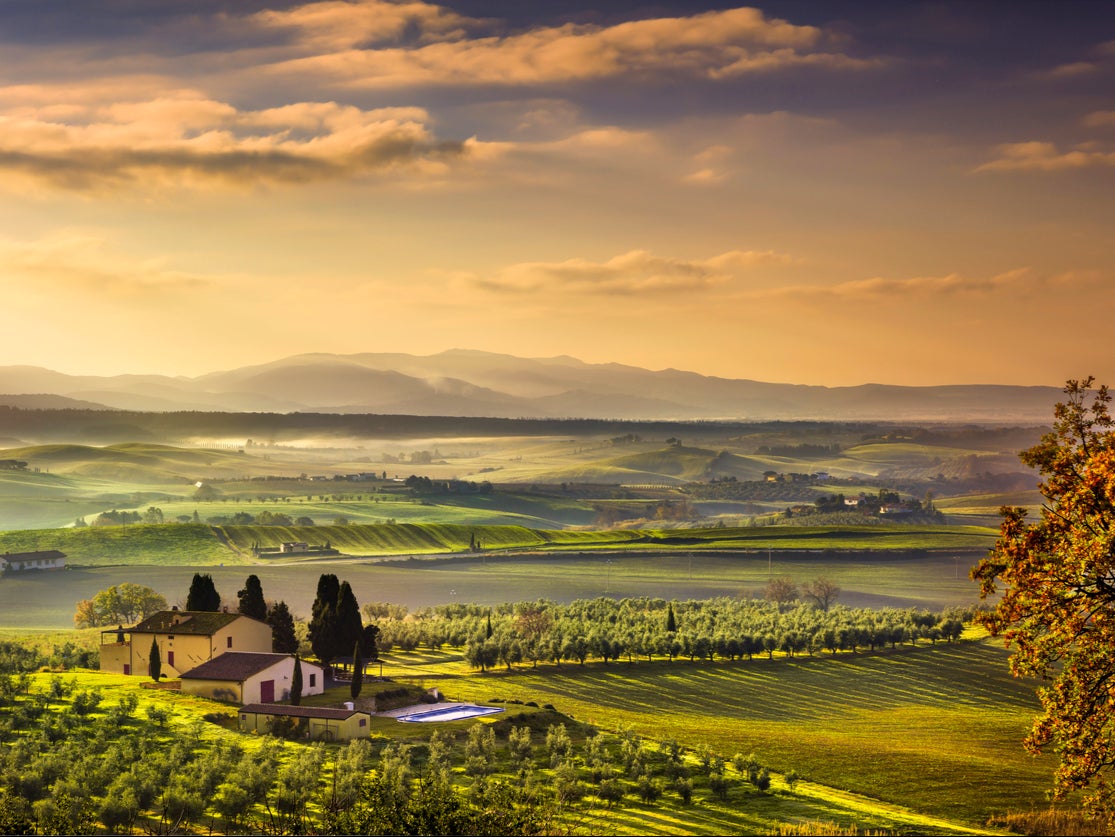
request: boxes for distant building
[100,610,272,678]
[279,542,310,553]
[1,550,66,572]
[238,703,370,740]
[181,652,324,705]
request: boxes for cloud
[0,92,475,191]
[751,268,1103,304]
[261,5,878,89]
[1084,110,1115,128]
[0,233,214,297]
[252,0,482,50]
[974,140,1115,172]
[469,249,795,296]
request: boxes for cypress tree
[237,574,268,620]
[486,612,493,639]
[309,574,340,664]
[149,637,162,681]
[666,603,677,633]
[361,623,380,661]
[291,655,303,706]
[335,581,364,664]
[267,601,299,654]
[350,642,363,701]
[186,573,221,612]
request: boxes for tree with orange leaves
[973,377,1115,821]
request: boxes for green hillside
[0,521,998,566]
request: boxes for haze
[1,1,1112,387]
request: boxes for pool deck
[378,702,442,719]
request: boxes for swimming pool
[397,704,505,723]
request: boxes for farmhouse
[1,550,66,572]
[100,609,272,679]
[181,653,324,704]
[238,703,370,741]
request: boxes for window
[167,635,174,640]
[227,636,233,648]
[309,673,316,688]
[358,718,366,727]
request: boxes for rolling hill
[0,350,1061,422]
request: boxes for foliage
[267,601,299,654]
[351,643,363,701]
[148,637,161,682]
[236,574,268,621]
[73,584,168,628]
[309,574,341,665]
[291,655,303,706]
[185,573,221,612]
[973,378,1115,821]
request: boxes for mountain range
[0,350,1060,423]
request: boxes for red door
[260,679,275,703]
[167,651,174,669]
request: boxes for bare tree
[803,577,840,612]
[763,576,799,608]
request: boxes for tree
[186,573,221,612]
[350,642,363,701]
[148,637,161,682]
[764,576,799,608]
[973,377,1115,821]
[309,574,342,666]
[291,655,303,706]
[666,603,677,634]
[803,577,840,612]
[237,575,267,621]
[73,584,168,628]
[268,601,299,654]
[336,582,364,665]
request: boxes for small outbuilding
[238,703,371,741]
[180,652,324,705]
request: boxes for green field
[374,638,1052,830]
[4,659,1022,836]
[0,549,991,630]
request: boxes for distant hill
[0,350,1061,422]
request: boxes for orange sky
[0,1,1112,386]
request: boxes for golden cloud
[0,92,472,191]
[262,6,875,88]
[470,249,795,296]
[0,233,213,297]
[975,140,1115,172]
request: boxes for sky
[0,0,1113,387]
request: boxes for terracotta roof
[240,703,367,720]
[181,652,296,681]
[131,610,245,636]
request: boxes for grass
[0,549,992,629]
[376,638,1053,829]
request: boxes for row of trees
[359,596,971,672]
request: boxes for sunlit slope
[1,442,265,482]
[503,444,786,484]
[0,521,998,565]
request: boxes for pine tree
[186,573,221,612]
[268,601,299,654]
[148,637,161,681]
[351,642,363,701]
[291,655,303,706]
[237,574,268,620]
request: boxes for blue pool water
[398,704,505,723]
